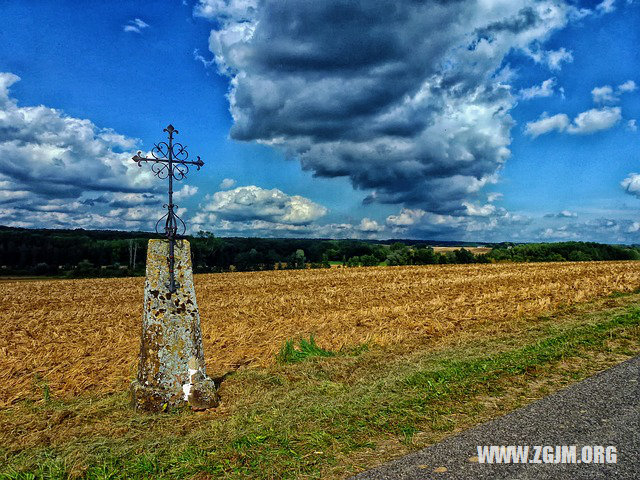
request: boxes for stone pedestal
[130,239,219,411]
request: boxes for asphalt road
[350,356,639,480]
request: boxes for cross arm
[132,153,204,169]
[132,153,169,165]
[176,157,205,168]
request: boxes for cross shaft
[132,124,204,293]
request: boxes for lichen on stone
[130,240,219,412]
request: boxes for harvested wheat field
[1,261,640,407]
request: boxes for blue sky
[0,0,638,243]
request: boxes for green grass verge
[1,301,639,480]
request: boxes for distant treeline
[486,242,640,263]
[0,226,638,278]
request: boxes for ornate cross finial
[132,124,204,293]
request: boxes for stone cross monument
[129,125,218,411]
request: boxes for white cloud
[527,47,573,71]
[190,211,387,239]
[519,78,556,100]
[591,85,616,103]
[596,0,616,13]
[174,185,199,201]
[191,211,218,228]
[0,72,163,230]
[462,202,497,217]
[526,107,621,137]
[194,0,258,22]
[627,119,638,132]
[123,18,150,34]
[621,173,640,198]
[541,227,576,239]
[385,208,426,227]
[567,107,621,134]
[617,80,637,93]
[546,48,574,70]
[385,205,531,239]
[0,73,150,195]
[524,112,570,137]
[592,80,637,103]
[219,178,236,189]
[358,218,384,233]
[213,219,372,239]
[198,185,327,225]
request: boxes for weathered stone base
[131,239,219,412]
[130,377,219,412]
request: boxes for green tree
[360,254,379,266]
[454,248,476,264]
[413,247,436,265]
[287,249,306,269]
[390,242,406,251]
[346,256,361,267]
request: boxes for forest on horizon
[1,225,638,278]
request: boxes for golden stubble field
[1,261,640,407]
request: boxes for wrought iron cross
[132,124,204,293]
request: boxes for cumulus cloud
[384,204,531,239]
[192,190,382,239]
[592,80,637,103]
[0,72,161,230]
[526,107,621,137]
[197,185,327,226]
[358,218,384,233]
[519,78,557,100]
[196,0,587,214]
[591,85,616,103]
[462,202,497,217]
[524,113,570,137]
[627,119,638,132]
[386,208,427,228]
[567,107,621,134]
[218,178,236,189]
[174,185,199,201]
[621,173,640,197]
[617,80,637,93]
[123,18,149,34]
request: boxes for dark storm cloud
[199,0,578,213]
